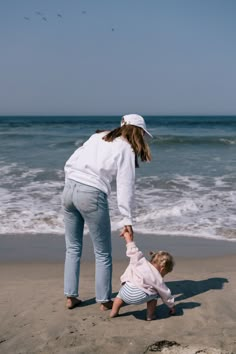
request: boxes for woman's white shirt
[64,132,135,225]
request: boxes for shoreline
[0,232,236,263]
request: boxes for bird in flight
[23,11,63,22]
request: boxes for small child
[110,232,176,320]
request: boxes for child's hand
[123,231,133,243]
[169,306,176,316]
[120,228,133,243]
[120,225,133,239]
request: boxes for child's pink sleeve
[158,282,175,308]
[126,242,144,264]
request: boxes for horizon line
[1,114,236,117]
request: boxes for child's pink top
[120,242,175,308]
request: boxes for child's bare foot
[100,300,113,311]
[110,310,119,318]
[109,297,124,318]
[66,297,82,310]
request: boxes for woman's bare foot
[99,300,113,311]
[66,297,82,310]
[146,314,157,321]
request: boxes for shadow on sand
[116,277,228,320]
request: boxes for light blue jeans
[63,179,112,303]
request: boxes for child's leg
[110,297,124,318]
[146,299,157,321]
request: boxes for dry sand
[1,250,236,354]
[0,256,236,354]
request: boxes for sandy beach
[1,233,236,354]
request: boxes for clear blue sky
[0,0,236,115]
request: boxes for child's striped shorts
[117,282,158,305]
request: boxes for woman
[62,114,152,310]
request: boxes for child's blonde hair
[149,251,175,273]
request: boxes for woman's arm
[116,144,135,228]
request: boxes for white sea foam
[75,138,86,147]
[220,138,236,145]
[109,175,236,242]
[0,163,235,241]
[0,163,18,174]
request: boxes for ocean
[0,115,236,241]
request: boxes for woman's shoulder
[93,132,134,154]
[89,131,109,141]
[114,136,131,146]
[116,137,134,153]
[95,130,110,135]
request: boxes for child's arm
[121,231,144,263]
[157,282,175,311]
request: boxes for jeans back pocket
[76,189,99,213]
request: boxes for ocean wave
[48,140,85,148]
[145,116,236,127]
[109,175,236,242]
[1,115,236,128]
[151,135,236,145]
[2,133,236,146]
[0,162,235,241]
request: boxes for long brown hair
[100,125,151,167]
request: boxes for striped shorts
[117,282,158,305]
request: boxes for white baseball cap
[121,114,153,138]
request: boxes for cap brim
[143,128,153,138]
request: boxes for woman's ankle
[66,297,82,309]
[146,312,156,321]
[99,300,113,311]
